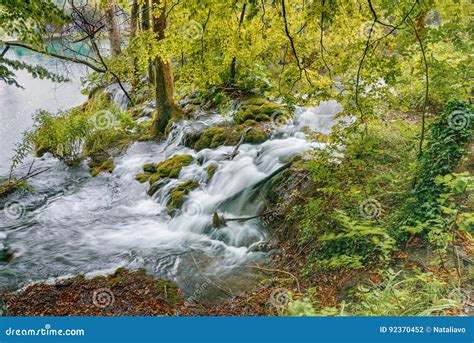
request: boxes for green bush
[291,120,417,270]
[15,91,136,174]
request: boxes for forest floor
[2,231,471,316]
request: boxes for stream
[0,47,344,302]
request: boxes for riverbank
[2,228,471,317]
[1,85,472,317]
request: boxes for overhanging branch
[5,42,106,73]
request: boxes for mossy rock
[206,163,218,180]
[84,129,132,160]
[139,154,194,189]
[243,119,257,127]
[234,101,285,124]
[193,126,268,151]
[167,179,199,215]
[148,172,161,186]
[183,131,201,148]
[242,98,269,106]
[89,159,115,177]
[156,154,193,178]
[183,104,199,114]
[135,173,151,183]
[143,163,157,174]
[193,127,229,151]
[243,127,268,144]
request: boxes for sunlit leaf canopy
[0,0,472,114]
[119,0,472,112]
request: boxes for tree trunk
[151,0,180,137]
[130,0,139,38]
[141,0,155,85]
[104,0,121,56]
[130,0,139,95]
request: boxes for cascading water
[0,101,344,302]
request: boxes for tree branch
[5,42,106,73]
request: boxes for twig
[230,127,252,159]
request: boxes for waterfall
[106,83,130,111]
[0,100,345,301]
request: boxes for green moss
[135,173,151,183]
[243,127,268,144]
[148,173,161,186]
[135,119,152,139]
[234,101,285,124]
[82,90,112,113]
[129,105,146,119]
[163,111,185,136]
[0,179,31,198]
[136,268,147,276]
[194,127,224,151]
[154,279,180,306]
[167,180,199,215]
[156,154,193,178]
[143,163,157,174]
[89,158,115,177]
[114,267,127,276]
[183,131,201,148]
[91,275,106,282]
[148,178,167,196]
[183,104,199,114]
[139,155,194,193]
[62,274,85,286]
[206,163,218,179]
[193,126,268,151]
[242,98,269,106]
[84,129,132,162]
[244,119,257,127]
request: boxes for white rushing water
[1,71,345,301]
